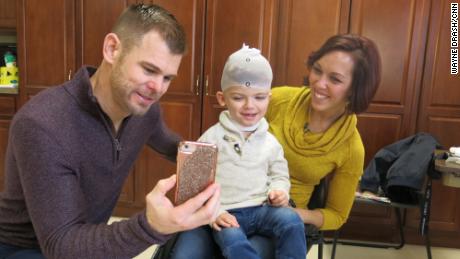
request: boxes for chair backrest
[304,176,330,257]
[307,176,329,210]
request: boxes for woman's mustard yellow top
[266,86,364,230]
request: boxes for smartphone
[174,141,218,205]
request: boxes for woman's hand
[268,190,289,207]
[212,212,240,231]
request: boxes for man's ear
[102,33,122,64]
[216,91,226,107]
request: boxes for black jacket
[360,133,440,204]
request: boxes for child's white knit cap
[221,44,273,91]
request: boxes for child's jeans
[213,205,306,259]
[171,225,275,259]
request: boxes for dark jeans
[213,206,306,259]
[171,205,306,259]
[0,242,44,259]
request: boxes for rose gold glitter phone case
[174,141,218,205]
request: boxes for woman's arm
[316,135,364,230]
[293,208,324,228]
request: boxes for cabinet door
[273,0,350,86]
[0,0,16,29]
[143,0,205,200]
[114,0,207,216]
[340,0,442,246]
[0,120,10,192]
[75,0,127,67]
[416,0,460,248]
[201,0,279,131]
[75,0,141,214]
[350,0,431,164]
[0,96,15,192]
[17,0,76,104]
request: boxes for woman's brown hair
[306,34,382,114]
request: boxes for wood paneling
[16,0,76,109]
[273,0,349,86]
[143,147,176,202]
[20,0,75,88]
[0,120,10,191]
[329,0,460,249]
[76,0,126,67]
[415,0,460,246]
[201,0,278,131]
[7,0,460,248]
[357,113,401,166]
[349,0,430,137]
[160,101,196,140]
[418,0,460,139]
[0,0,16,29]
[0,96,15,116]
[152,0,205,140]
[113,0,279,216]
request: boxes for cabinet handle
[205,75,209,96]
[68,70,72,81]
[195,75,200,95]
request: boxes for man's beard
[109,70,150,117]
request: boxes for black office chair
[152,177,330,259]
[301,177,329,259]
[329,152,442,259]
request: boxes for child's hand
[211,212,240,231]
[268,190,289,207]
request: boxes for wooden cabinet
[74,0,136,211]
[0,0,16,29]
[113,0,280,216]
[2,0,460,248]
[272,0,460,248]
[273,0,350,86]
[199,0,278,130]
[415,0,460,247]
[334,0,434,245]
[16,0,76,102]
[0,118,12,191]
[75,0,127,68]
[350,0,431,161]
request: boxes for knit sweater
[199,111,290,215]
[0,66,180,258]
[266,86,364,230]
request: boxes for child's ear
[103,33,122,64]
[216,91,226,107]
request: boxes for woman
[167,33,381,258]
[265,33,381,231]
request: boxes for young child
[198,44,307,259]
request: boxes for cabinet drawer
[0,96,15,116]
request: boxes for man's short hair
[111,4,186,55]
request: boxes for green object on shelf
[4,51,16,67]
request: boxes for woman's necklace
[303,122,310,133]
[303,105,312,133]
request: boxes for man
[0,4,220,259]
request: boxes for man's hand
[268,190,289,207]
[145,174,221,234]
[211,212,239,231]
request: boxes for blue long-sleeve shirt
[0,66,180,258]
